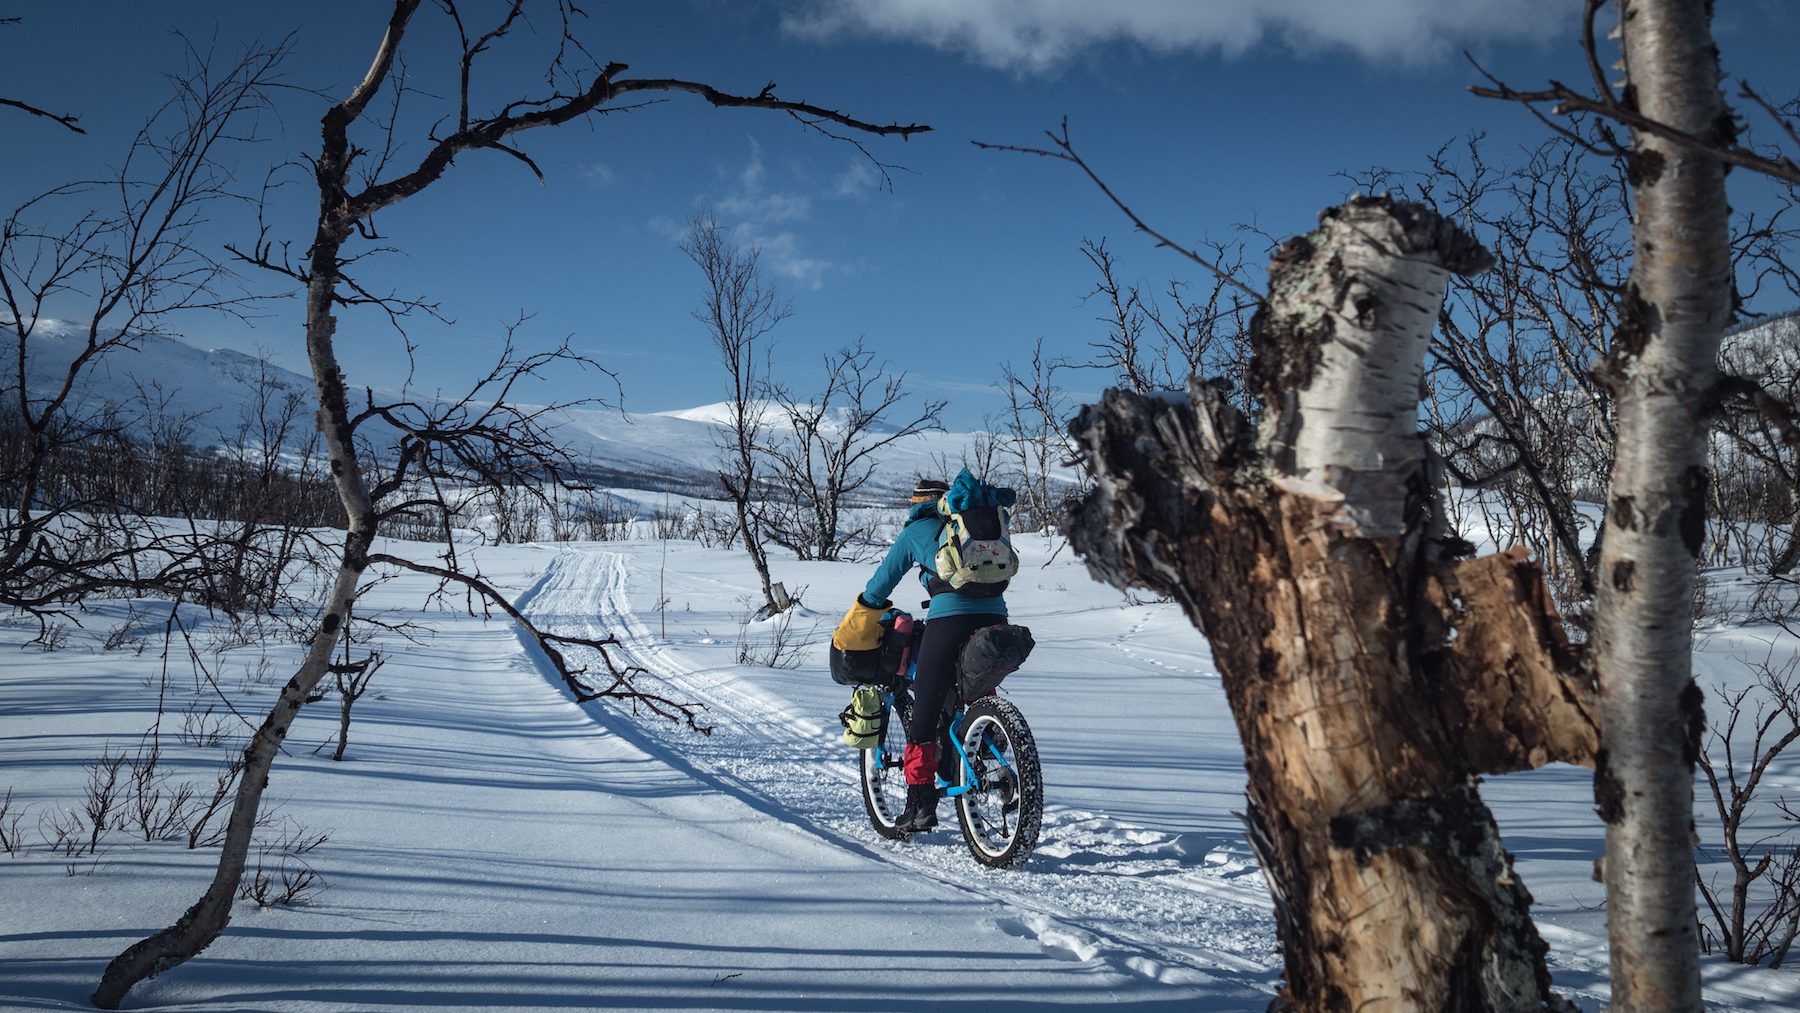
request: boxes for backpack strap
[920,566,1006,598]
[908,514,950,596]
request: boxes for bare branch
[0,95,84,134]
[1469,23,1800,185]
[343,64,928,222]
[366,552,708,730]
[976,120,1262,303]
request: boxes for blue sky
[5,1,1797,429]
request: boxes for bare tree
[488,480,542,543]
[992,229,1258,540]
[1697,651,1800,967]
[92,3,926,1005]
[1716,313,1800,576]
[681,211,787,611]
[1472,2,1752,1004]
[0,38,285,625]
[996,339,1072,534]
[323,614,384,763]
[957,424,1006,481]
[1077,236,1256,401]
[210,358,333,615]
[759,339,945,560]
[1079,237,1156,394]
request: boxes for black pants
[907,612,1005,746]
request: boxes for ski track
[520,548,1281,992]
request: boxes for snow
[652,400,900,434]
[3,525,1799,1009]
[9,331,317,445]
[10,334,1016,501]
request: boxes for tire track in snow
[521,547,1279,991]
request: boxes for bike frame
[876,638,1016,799]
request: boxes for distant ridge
[14,332,985,499]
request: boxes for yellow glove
[832,596,889,652]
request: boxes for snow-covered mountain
[13,331,989,500]
[12,329,317,440]
[560,401,980,499]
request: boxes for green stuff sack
[839,684,885,749]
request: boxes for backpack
[927,469,1020,598]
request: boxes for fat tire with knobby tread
[955,696,1042,869]
[860,692,911,840]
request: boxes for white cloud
[831,160,881,199]
[580,161,619,186]
[677,141,890,290]
[734,223,833,289]
[738,144,769,191]
[700,141,836,290]
[781,0,1574,71]
[719,189,812,224]
[716,142,813,223]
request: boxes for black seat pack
[957,624,1034,700]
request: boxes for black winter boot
[896,783,939,833]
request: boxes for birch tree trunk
[1594,1,1730,1007]
[1068,196,1596,1010]
[91,16,407,1004]
[726,470,778,608]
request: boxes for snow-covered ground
[3,527,1799,1010]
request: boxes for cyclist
[832,476,1007,833]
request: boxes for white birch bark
[1264,199,1489,537]
[1595,1,1730,1008]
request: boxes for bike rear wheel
[860,692,911,840]
[955,697,1042,868]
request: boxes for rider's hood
[904,499,941,525]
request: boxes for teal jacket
[861,500,1008,620]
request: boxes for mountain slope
[15,332,990,499]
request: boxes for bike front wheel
[860,692,911,840]
[955,697,1042,869]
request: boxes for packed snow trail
[520,546,1282,992]
[4,535,1794,1009]
[0,544,1264,1012]
[512,540,1800,1013]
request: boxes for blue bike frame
[878,651,1015,799]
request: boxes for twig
[975,118,1263,303]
